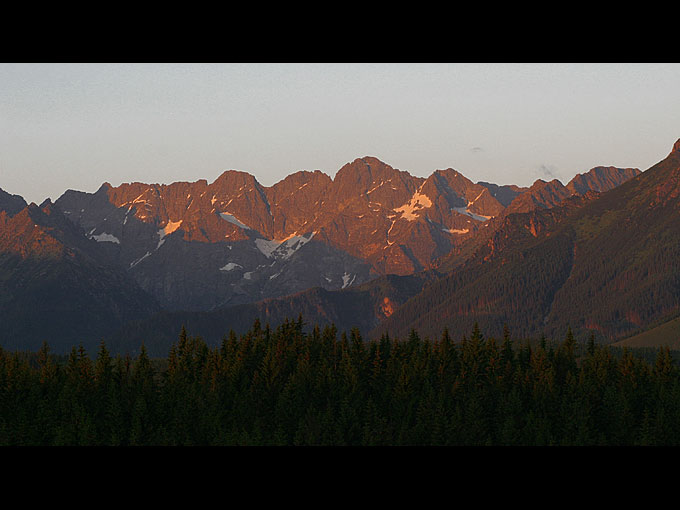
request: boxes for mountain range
[5,140,677,356]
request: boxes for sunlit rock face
[51,157,641,311]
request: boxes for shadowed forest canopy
[2,317,680,446]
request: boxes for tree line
[1,316,679,446]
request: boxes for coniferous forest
[2,317,680,446]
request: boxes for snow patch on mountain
[451,207,491,222]
[255,232,316,259]
[394,187,432,221]
[130,251,151,268]
[469,189,486,206]
[366,180,386,194]
[450,189,493,221]
[157,220,182,248]
[89,232,121,244]
[255,238,281,258]
[443,227,469,234]
[341,271,357,289]
[219,212,251,230]
[386,219,397,246]
[159,219,182,238]
[220,262,242,271]
[275,232,316,259]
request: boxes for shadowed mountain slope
[373,141,679,343]
[0,200,160,353]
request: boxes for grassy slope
[613,315,680,349]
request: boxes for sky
[1,62,679,205]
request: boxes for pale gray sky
[1,63,679,204]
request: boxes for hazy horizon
[2,63,679,205]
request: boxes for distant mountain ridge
[0,188,28,217]
[0,154,645,353]
[566,166,641,195]
[53,157,639,312]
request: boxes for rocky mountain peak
[0,188,28,217]
[0,204,65,259]
[566,166,641,195]
[648,139,680,208]
[211,169,260,189]
[267,169,331,198]
[477,181,528,207]
[334,157,393,184]
[502,178,570,215]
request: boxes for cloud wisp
[537,163,560,181]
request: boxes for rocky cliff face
[53,157,506,310]
[51,157,642,312]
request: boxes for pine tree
[587,332,596,357]
[654,346,676,385]
[94,341,113,387]
[37,341,57,385]
[501,324,513,364]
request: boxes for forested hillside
[2,319,680,446]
